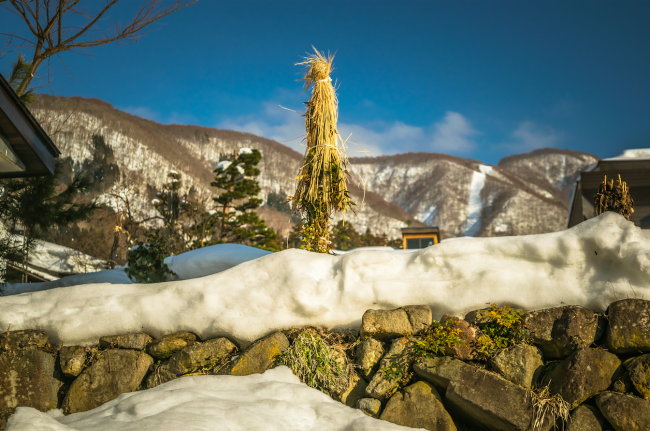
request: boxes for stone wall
[2,299,650,431]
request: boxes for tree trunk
[21,226,29,283]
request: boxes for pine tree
[150,171,209,255]
[0,161,99,282]
[209,148,281,251]
[7,54,36,105]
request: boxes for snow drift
[6,367,414,431]
[0,213,648,348]
[2,244,271,296]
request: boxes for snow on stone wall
[0,213,647,349]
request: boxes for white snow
[334,246,412,255]
[4,237,107,282]
[5,367,414,431]
[3,244,270,296]
[609,148,650,159]
[1,213,648,350]
[164,244,272,280]
[463,168,487,236]
[31,238,106,275]
[478,164,493,175]
[214,160,231,171]
[1,270,133,296]
[238,147,253,155]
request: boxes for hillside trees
[330,221,401,251]
[1,0,197,96]
[149,171,210,254]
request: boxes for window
[406,237,436,249]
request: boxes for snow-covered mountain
[30,95,598,239]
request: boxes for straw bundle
[290,48,353,252]
[594,174,634,220]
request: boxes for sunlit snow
[1,213,647,350]
[2,212,649,430]
[6,367,414,431]
[462,168,487,236]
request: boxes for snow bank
[5,367,413,431]
[333,246,411,254]
[3,244,270,296]
[164,244,272,280]
[1,213,648,348]
[1,269,132,296]
[28,238,106,275]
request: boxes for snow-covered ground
[2,244,271,296]
[2,212,649,430]
[1,212,647,350]
[1,269,133,295]
[7,367,414,431]
[163,243,271,279]
[2,236,107,282]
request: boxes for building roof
[400,226,440,235]
[567,154,650,228]
[0,74,60,178]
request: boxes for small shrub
[277,328,352,396]
[381,321,466,398]
[476,304,530,359]
[125,230,176,283]
[411,319,465,361]
[380,339,415,398]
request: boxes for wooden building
[0,74,60,179]
[568,155,650,228]
[401,226,440,249]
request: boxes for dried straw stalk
[290,48,353,252]
[594,174,634,220]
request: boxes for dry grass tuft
[526,381,570,431]
[279,327,357,395]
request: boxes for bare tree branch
[2,0,198,95]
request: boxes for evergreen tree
[150,171,208,255]
[6,54,36,105]
[85,135,120,195]
[209,148,282,251]
[0,161,99,282]
[1,58,97,284]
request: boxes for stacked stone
[3,299,650,430]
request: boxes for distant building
[401,226,440,249]
[568,150,650,228]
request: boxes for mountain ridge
[30,94,599,241]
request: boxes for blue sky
[1,0,649,164]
